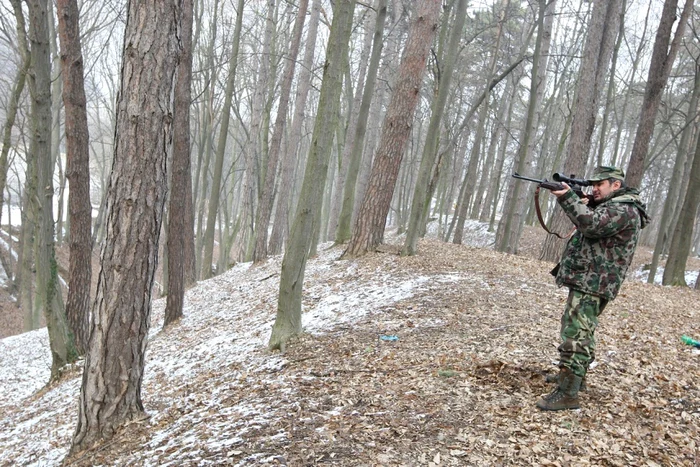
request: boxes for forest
[0,0,699,463]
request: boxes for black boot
[537,368,582,411]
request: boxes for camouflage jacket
[554,187,650,300]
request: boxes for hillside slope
[1,233,699,466]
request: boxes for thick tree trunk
[165,0,194,327]
[57,0,93,353]
[540,0,622,262]
[343,0,441,258]
[69,0,180,455]
[200,0,244,278]
[253,0,308,262]
[625,0,693,188]
[269,0,356,351]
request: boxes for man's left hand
[551,182,570,198]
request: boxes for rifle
[511,172,594,239]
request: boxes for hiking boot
[537,368,582,411]
[545,371,587,391]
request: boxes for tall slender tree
[25,0,78,379]
[200,0,244,278]
[253,0,308,262]
[402,0,468,256]
[165,0,195,327]
[269,0,357,351]
[663,127,700,286]
[334,0,388,245]
[625,0,693,188]
[56,0,93,353]
[343,0,441,258]
[70,0,181,454]
[540,0,623,262]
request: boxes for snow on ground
[632,265,698,287]
[0,242,464,466]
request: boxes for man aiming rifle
[518,166,650,410]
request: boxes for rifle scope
[552,173,590,187]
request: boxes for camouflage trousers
[558,289,608,378]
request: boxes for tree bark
[69,0,180,454]
[269,0,356,351]
[625,0,693,188]
[56,0,93,353]
[165,0,195,327]
[343,0,441,258]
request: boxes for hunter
[538,165,650,411]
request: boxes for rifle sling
[534,186,576,240]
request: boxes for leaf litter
[0,223,699,466]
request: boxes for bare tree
[70,0,181,454]
[200,0,244,278]
[25,0,78,379]
[402,0,468,256]
[663,124,700,286]
[540,0,623,262]
[334,0,388,245]
[625,0,693,188]
[269,0,356,351]
[165,0,195,327]
[57,0,92,353]
[253,0,308,262]
[343,0,441,258]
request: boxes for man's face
[592,179,621,201]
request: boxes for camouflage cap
[588,165,625,182]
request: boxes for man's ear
[612,179,622,190]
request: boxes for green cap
[588,165,625,182]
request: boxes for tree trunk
[334,0,390,244]
[648,60,700,284]
[200,0,244,278]
[327,8,375,241]
[402,0,468,256]
[165,0,194,327]
[0,0,29,231]
[495,0,554,253]
[57,0,93,353]
[269,0,356,351]
[540,0,622,262]
[26,0,78,379]
[625,0,693,188]
[268,0,322,255]
[663,127,700,286]
[253,0,308,262]
[69,0,180,454]
[343,0,441,258]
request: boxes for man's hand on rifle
[551,182,570,198]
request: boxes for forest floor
[1,222,699,466]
